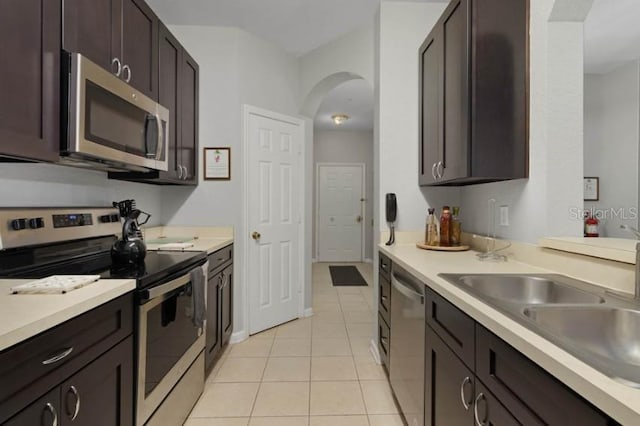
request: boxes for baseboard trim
[364,258,373,264]
[303,307,314,317]
[229,329,249,344]
[369,338,382,365]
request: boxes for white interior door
[247,109,303,335]
[317,164,364,262]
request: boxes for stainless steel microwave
[61,53,169,172]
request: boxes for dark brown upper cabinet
[109,23,199,185]
[63,0,159,100]
[419,0,529,186]
[0,0,61,162]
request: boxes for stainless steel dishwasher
[389,264,425,426]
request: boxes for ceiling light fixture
[331,114,350,125]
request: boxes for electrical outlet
[499,205,509,226]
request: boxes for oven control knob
[110,214,120,223]
[28,218,44,229]
[11,218,26,231]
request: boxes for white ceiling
[147,0,448,57]
[584,0,640,74]
[314,79,374,130]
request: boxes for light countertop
[539,236,637,264]
[379,242,640,425]
[0,279,135,352]
[143,226,233,255]
[145,237,233,255]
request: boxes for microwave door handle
[144,115,156,158]
[155,113,164,161]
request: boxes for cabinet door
[121,0,158,100]
[0,0,60,162]
[425,326,474,426]
[441,0,470,182]
[419,29,442,186]
[4,388,60,426]
[63,0,122,73]
[158,23,183,181]
[180,51,199,183]
[206,273,221,372]
[59,336,133,426]
[220,264,234,346]
[474,382,520,426]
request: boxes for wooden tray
[416,242,470,251]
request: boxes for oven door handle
[143,262,207,301]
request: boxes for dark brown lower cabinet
[3,388,60,426]
[422,284,618,426]
[206,245,234,373]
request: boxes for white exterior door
[317,164,364,262]
[247,108,303,335]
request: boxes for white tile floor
[185,263,403,426]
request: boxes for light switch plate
[499,205,509,226]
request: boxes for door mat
[329,266,368,287]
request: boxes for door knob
[356,215,362,223]
[251,231,261,240]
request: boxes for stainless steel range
[0,207,207,426]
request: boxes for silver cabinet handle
[111,58,122,77]
[45,403,58,426]
[436,161,444,179]
[431,162,437,180]
[460,376,472,410]
[474,393,487,426]
[122,65,131,83]
[183,165,188,180]
[42,347,73,365]
[69,385,80,421]
[177,165,183,179]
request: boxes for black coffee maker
[111,200,151,264]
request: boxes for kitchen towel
[329,266,368,286]
[190,266,206,328]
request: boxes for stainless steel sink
[442,274,605,305]
[523,306,640,386]
[437,272,640,387]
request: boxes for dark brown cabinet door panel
[474,382,521,426]
[419,30,442,185]
[63,0,122,72]
[181,51,199,183]
[221,264,234,346]
[205,274,221,373]
[441,0,469,181]
[59,336,133,426]
[4,388,61,426]
[476,325,611,426]
[122,0,158,100]
[0,0,60,162]
[425,326,475,426]
[158,23,182,181]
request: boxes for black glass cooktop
[0,236,206,289]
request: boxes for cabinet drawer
[208,244,233,274]
[379,253,391,281]
[378,273,391,325]
[425,287,475,368]
[476,325,612,426]
[0,293,133,423]
[378,313,390,374]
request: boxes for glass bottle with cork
[439,206,452,247]
[451,206,462,246]
[425,208,439,246]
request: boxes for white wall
[460,3,586,243]
[0,164,163,225]
[377,1,459,236]
[313,129,374,260]
[160,25,301,339]
[584,61,640,237]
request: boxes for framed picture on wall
[204,147,231,180]
[584,177,599,201]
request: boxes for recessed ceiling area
[584,0,640,74]
[314,79,374,131]
[147,0,449,56]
